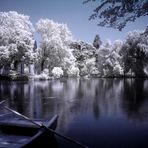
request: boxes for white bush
[34,69,50,80]
[52,67,63,78]
[67,66,79,77]
[113,64,124,76]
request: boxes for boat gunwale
[0,114,58,148]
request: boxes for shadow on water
[0,78,148,148]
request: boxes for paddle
[2,105,88,148]
[0,100,6,106]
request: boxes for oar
[3,106,88,148]
[0,100,6,106]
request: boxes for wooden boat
[0,113,58,148]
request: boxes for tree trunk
[14,61,19,71]
[3,64,11,75]
[41,60,45,72]
[20,63,25,75]
[17,63,24,75]
[29,64,35,75]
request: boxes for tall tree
[120,29,148,77]
[97,40,123,77]
[93,34,102,49]
[36,19,76,74]
[83,0,148,30]
[0,11,35,74]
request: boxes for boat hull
[0,113,58,148]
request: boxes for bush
[52,67,63,78]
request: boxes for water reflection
[122,79,148,123]
[0,78,148,147]
[0,78,148,123]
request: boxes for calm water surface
[0,78,148,148]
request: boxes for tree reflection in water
[0,78,148,148]
[122,79,148,123]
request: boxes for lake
[0,78,148,148]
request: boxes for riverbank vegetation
[0,11,148,80]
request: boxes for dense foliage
[0,11,148,79]
[120,29,148,76]
[83,0,148,30]
[0,11,35,75]
[36,19,77,76]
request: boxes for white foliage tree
[97,40,123,77]
[120,29,148,76]
[0,11,35,75]
[71,41,98,77]
[85,58,99,76]
[36,19,76,75]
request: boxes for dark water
[0,78,148,148]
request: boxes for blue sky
[1,0,148,43]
